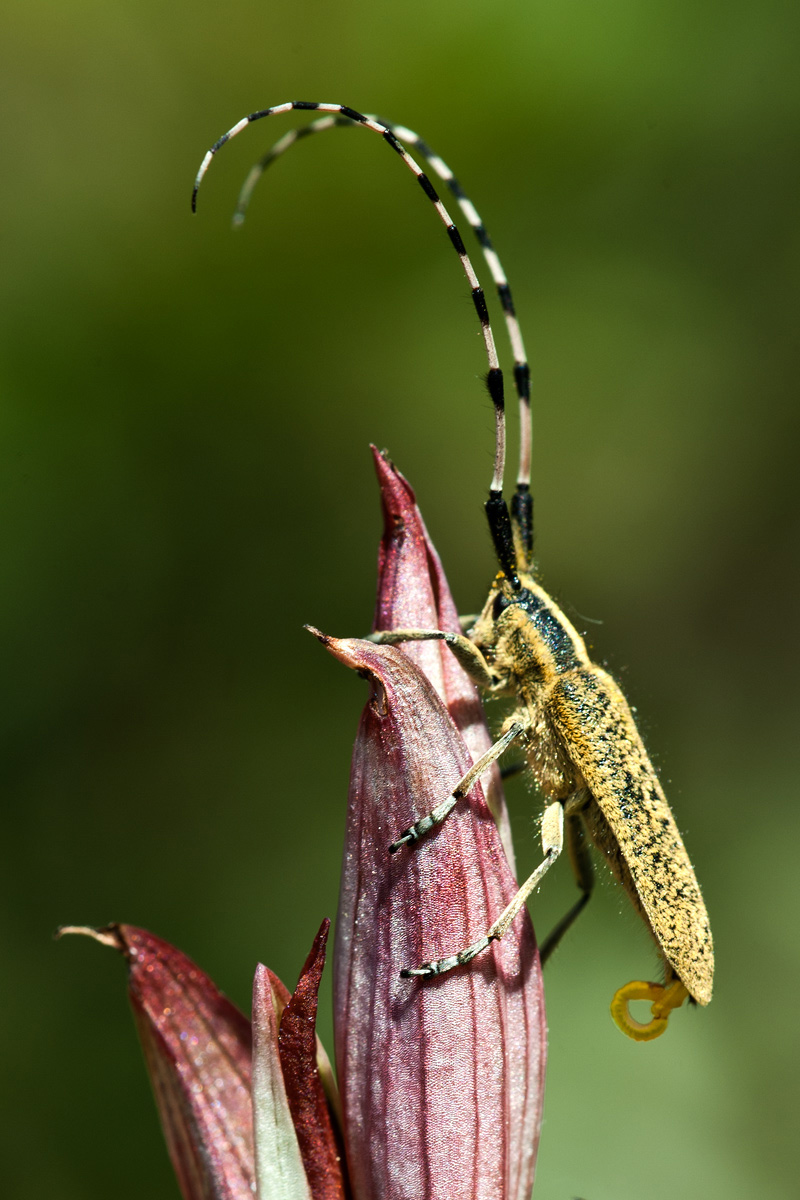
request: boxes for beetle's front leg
[368,627,503,692]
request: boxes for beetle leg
[401,799,564,978]
[540,799,594,964]
[389,719,529,853]
[367,627,501,690]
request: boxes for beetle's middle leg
[540,804,594,965]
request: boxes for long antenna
[229,112,533,564]
[193,102,520,584]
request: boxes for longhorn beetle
[193,102,713,1040]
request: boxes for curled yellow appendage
[610,979,690,1041]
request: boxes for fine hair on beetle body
[193,101,714,1041]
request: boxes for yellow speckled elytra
[193,101,714,1039]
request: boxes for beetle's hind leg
[540,803,594,965]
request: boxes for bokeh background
[2,2,798,1197]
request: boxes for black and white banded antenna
[230,113,534,571]
[192,101,522,588]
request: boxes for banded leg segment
[401,800,565,978]
[390,720,529,853]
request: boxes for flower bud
[320,636,545,1200]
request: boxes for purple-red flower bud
[322,634,545,1200]
[275,920,348,1200]
[59,923,344,1200]
[62,452,547,1200]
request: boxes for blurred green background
[2,1,798,1197]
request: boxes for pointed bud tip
[306,626,384,677]
[55,924,124,951]
[369,444,394,471]
[371,444,416,520]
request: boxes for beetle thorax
[471,572,590,694]
[469,572,590,800]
